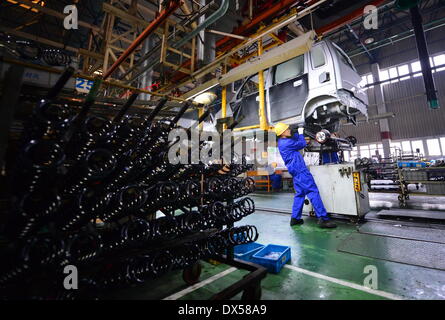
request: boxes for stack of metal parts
[355,157,400,192]
[402,167,445,195]
[0,68,258,300]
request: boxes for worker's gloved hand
[298,127,305,135]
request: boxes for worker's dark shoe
[318,218,337,229]
[290,218,304,226]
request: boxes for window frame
[310,44,326,69]
[361,51,445,87]
[273,54,305,85]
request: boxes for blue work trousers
[292,170,329,221]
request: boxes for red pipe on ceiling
[103,0,181,80]
[216,0,303,51]
[315,0,387,35]
[163,0,388,91]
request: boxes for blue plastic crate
[398,161,427,168]
[398,161,413,168]
[233,242,265,262]
[413,162,427,168]
[251,244,291,273]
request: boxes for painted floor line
[163,267,238,300]
[284,264,404,300]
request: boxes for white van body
[230,40,368,134]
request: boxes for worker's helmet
[274,123,289,137]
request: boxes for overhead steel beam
[178,30,315,101]
[0,25,80,53]
[0,26,133,68]
[345,24,374,62]
[219,31,315,86]
[316,0,387,36]
[215,0,303,52]
[167,0,328,94]
[2,57,195,105]
[102,2,190,36]
[12,0,101,33]
[103,0,181,80]
[207,29,248,40]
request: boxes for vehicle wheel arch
[302,94,340,122]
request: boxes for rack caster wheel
[309,211,316,217]
[183,262,202,285]
[241,283,262,300]
[350,217,360,224]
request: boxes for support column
[258,39,267,131]
[0,65,24,168]
[197,0,206,68]
[371,63,391,158]
[140,36,155,101]
[409,5,439,109]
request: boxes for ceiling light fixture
[193,91,217,105]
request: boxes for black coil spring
[96,225,256,289]
[41,49,72,66]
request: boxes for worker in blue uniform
[321,151,339,164]
[275,123,337,228]
[321,132,340,165]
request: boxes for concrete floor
[253,191,445,212]
[107,191,445,300]
[239,209,445,300]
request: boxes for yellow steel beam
[222,65,227,130]
[268,32,284,44]
[163,61,192,74]
[257,39,268,131]
[233,125,261,132]
[12,0,101,32]
[167,46,192,59]
[2,57,196,105]
[165,0,328,94]
[236,40,281,64]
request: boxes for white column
[371,63,391,158]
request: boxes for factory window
[397,65,410,81]
[390,142,402,156]
[411,140,424,155]
[411,61,422,77]
[411,59,435,75]
[440,138,445,154]
[364,53,445,88]
[377,144,384,157]
[366,74,374,88]
[401,141,412,153]
[379,69,390,85]
[311,45,326,68]
[360,145,370,158]
[360,74,374,89]
[389,67,399,84]
[351,146,359,160]
[427,139,441,156]
[369,144,381,158]
[434,54,445,72]
[274,55,304,84]
[390,142,401,150]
